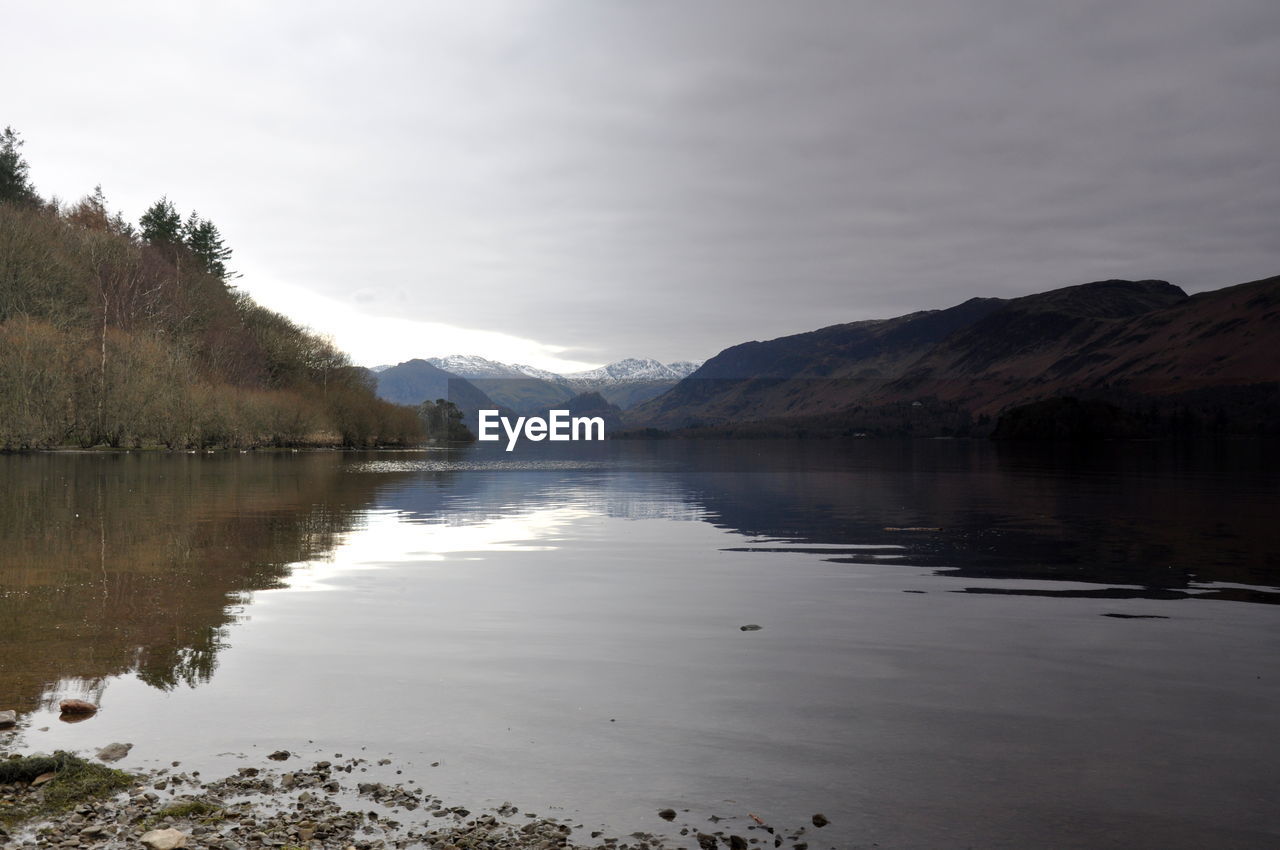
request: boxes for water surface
[1,440,1278,848]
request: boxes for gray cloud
[6,1,1278,364]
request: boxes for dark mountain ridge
[626,276,1278,436]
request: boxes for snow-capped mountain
[562,358,700,386]
[424,355,703,387]
[425,355,559,381]
[508,363,566,382]
[664,361,703,379]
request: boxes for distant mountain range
[372,276,1278,439]
[624,275,1280,437]
[422,355,702,386]
[420,354,566,383]
[371,355,704,417]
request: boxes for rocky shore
[0,749,822,850]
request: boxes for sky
[5,1,1278,371]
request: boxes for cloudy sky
[6,1,1278,370]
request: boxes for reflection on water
[1,440,1278,848]
[0,452,402,711]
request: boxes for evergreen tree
[0,126,38,205]
[183,210,234,280]
[139,197,182,246]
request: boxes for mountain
[561,391,624,432]
[373,359,499,433]
[625,276,1280,436]
[412,354,705,412]
[425,355,560,382]
[594,381,685,410]
[664,361,704,378]
[412,356,568,414]
[468,377,575,416]
[559,358,705,410]
[562,358,702,385]
[427,354,704,387]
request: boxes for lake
[1,440,1278,848]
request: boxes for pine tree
[139,197,183,246]
[182,210,234,281]
[0,126,38,205]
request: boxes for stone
[58,699,98,715]
[658,809,677,821]
[31,772,56,786]
[266,750,290,761]
[811,813,829,828]
[739,624,763,631]
[95,742,132,762]
[139,828,189,849]
[0,710,15,728]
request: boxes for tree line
[0,126,422,449]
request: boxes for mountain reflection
[365,440,1280,599]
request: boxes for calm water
[1,440,1278,848]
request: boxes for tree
[67,186,134,237]
[0,126,38,206]
[418,399,473,442]
[183,210,234,281]
[139,197,182,247]
[65,185,110,230]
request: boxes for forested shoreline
[0,127,422,450]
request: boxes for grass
[141,798,225,829]
[141,798,229,829]
[0,752,135,826]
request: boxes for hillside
[0,130,421,449]
[626,277,1279,436]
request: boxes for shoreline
[0,748,819,850]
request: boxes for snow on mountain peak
[425,355,525,379]
[422,354,704,386]
[664,361,704,379]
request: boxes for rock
[730,836,748,850]
[140,828,189,849]
[95,742,132,762]
[0,710,15,728]
[59,699,98,715]
[266,750,290,761]
[658,808,677,821]
[31,772,56,786]
[739,624,763,631]
[811,813,829,828]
